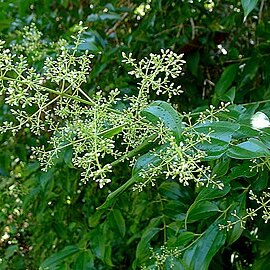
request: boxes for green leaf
[74,250,94,270]
[100,125,124,138]
[87,12,121,22]
[99,13,121,21]
[253,255,270,270]
[141,100,183,141]
[133,217,162,268]
[252,169,269,191]
[167,232,195,248]
[234,123,260,139]
[228,162,257,180]
[159,182,183,200]
[97,174,140,210]
[259,129,270,149]
[187,200,219,223]
[132,144,166,175]
[227,193,246,245]
[212,158,231,177]
[90,226,114,267]
[165,258,186,270]
[195,121,239,160]
[241,0,259,21]
[214,64,238,101]
[98,142,173,210]
[227,138,270,159]
[183,219,226,270]
[135,227,160,264]
[103,245,114,267]
[4,245,18,259]
[88,210,104,228]
[98,144,166,210]
[187,51,200,77]
[40,245,80,268]
[164,200,188,220]
[185,183,230,226]
[159,182,192,204]
[111,209,126,238]
[91,227,106,261]
[195,183,231,202]
[98,143,165,210]
[223,87,236,103]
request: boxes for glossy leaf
[159,181,193,204]
[227,138,270,159]
[187,200,219,223]
[195,183,231,202]
[132,144,166,175]
[212,158,231,177]
[183,219,226,270]
[167,232,195,248]
[195,121,239,160]
[141,100,183,141]
[252,169,269,191]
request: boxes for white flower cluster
[0,25,222,190]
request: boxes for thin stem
[1,76,121,114]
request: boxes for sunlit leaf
[227,138,270,159]
[241,0,259,21]
[141,100,183,141]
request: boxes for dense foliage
[1,1,270,269]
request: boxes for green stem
[1,76,121,114]
[111,133,158,167]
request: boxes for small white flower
[251,112,270,129]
